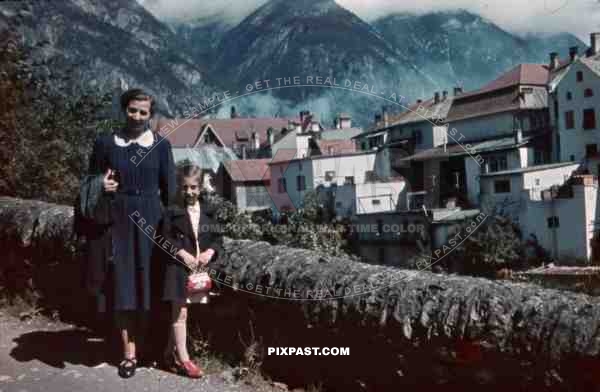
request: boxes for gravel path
[0,310,285,392]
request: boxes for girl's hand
[176,250,198,270]
[196,249,215,266]
[103,169,119,193]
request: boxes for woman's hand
[103,169,119,193]
[196,249,215,266]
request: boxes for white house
[548,33,600,166]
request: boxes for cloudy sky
[139,0,600,41]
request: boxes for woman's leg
[170,301,190,362]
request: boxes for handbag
[186,271,212,304]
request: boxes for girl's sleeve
[160,211,184,260]
[159,138,177,208]
[208,221,224,263]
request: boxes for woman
[161,165,223,378]
[85,88,176,378]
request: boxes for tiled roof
[457,64,549,100]
[153,118,294,148]
[446,85,547,122]
[387,97,453,127]
[222,159,271,182]
[319,128,364,140]
[582,52,600,78]
[315,139,356,156]
[479,162,579,177]
[399,135,534,162]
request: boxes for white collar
[114,129,154,147]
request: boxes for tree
[0,23,113,205]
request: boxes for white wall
[520,183,598,262]
[312,153,377,188]
[355,181,407,214]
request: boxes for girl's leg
[115,311,137,360]
[171,301,190,362]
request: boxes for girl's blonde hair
[176,164,204,188]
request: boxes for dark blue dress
[86,129,176,312]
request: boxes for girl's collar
[114,129,154,147]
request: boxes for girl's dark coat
[160,204,223,302]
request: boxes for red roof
[458,64,549,99]
[153,118,295,148]
[222,159,271,182]
[315,139,356,155]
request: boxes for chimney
[252,131,259,150]
[453,86,463,96]
[569,46,579,62]
[267,128,274,146]
[442,90,448,101]
[416,99,423,105]
[434,92,440,104]
[591,32,600,56]
[241,144,247,160]
[549,52,559,70]
[374,114,382,125]
[230,105,237,118]
[382,106,389,127]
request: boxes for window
[296,175,306,191]
[583,109,596,130]
[535,178,540,186]
[372,199,381,205]
[585,88,594,98]
[298,161,303,171]
[494,180,511,193]
[577,71,583,82]
[344,176,355,185]
[566,91,573,100]
[547,216,560,228]
[325,170,335,181]
[570,155,575,161]
[565,110,575,129]
[586,144,598,157]
[335,201,342,208]
[412,129,422,144]
[534,150,543,165]
[277,178,287,193]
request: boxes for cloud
[139,0,600,41]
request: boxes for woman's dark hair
[120,88,156,117]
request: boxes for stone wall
[3,196,600,390]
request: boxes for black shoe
[118,358,137,378]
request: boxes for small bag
[186,270,212,304]
[79,174,114,225]
[186,271,212,294]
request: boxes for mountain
[0,0,222,117]
[372,10,586,91]
[168,14,234,63]
[207,0,441,125]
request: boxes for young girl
[161,165,221,378]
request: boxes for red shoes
[164,350,204,378]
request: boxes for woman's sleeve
[159,138,177,208]
[88,137,105,175]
